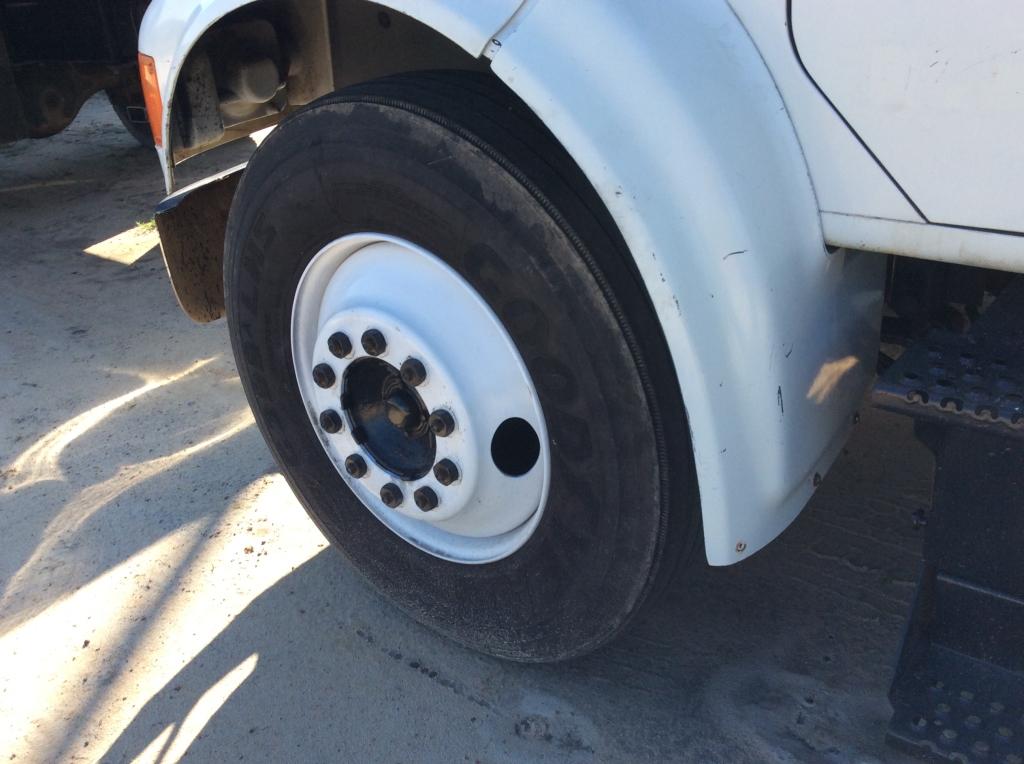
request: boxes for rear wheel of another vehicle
[106,89,153,148]
[224,71,701,661]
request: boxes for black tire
[225,71,701,662]
[106,89,154,148]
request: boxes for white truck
[138,2,1024,758]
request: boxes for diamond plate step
[874,278,1024,763]
[875,280,1024,438]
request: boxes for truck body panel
[793,0,1024,235]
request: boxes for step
[873,277,1024,763]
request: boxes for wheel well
[168,0,487,164]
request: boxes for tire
[106,89,154,148]
[224,71,701,662]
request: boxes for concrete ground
[0,96,932,763]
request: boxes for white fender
[138,0,524,190]
[489,1,884,564]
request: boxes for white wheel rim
[291,233,550,564]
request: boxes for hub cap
[291,234,550,564]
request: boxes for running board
[873,278,1024,763]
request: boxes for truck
[138,2,1024,759]
[0,0,154,146]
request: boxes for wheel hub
[291,234,550,564]
[344,357,434,479]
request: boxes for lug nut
[328,332,353,358]
[428,409,455,437]
[345,453,367,478]
[433,459,459,486]
[414,486,439,512]
[361,329,387,356]
[312,363,335,388]
[319,409,343,433]
[380,483,403,508]
[400,358,427,386]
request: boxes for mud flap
[154,164,245,323]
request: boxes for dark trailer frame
[0,0,151,144]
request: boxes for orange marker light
[137,53,163,147]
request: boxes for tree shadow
[98,409,930,764]
[0,362,264,633]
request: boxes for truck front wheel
[224,71,700,661]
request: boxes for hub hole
[491,417,540,477]
[343,357,434,480]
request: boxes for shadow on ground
[90,404,930,764]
